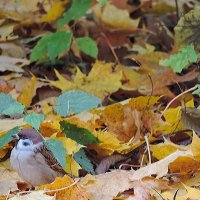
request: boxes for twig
[17,178,80,195]
[101,32,120,65]
[161,85,198,117]
[175,0,179,21]
[140,148,147,167]
[44,178,80,193]
[144,135,151,164]
[119,163,143,169]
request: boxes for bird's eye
[19,135,26,139]
[23,141,30,146]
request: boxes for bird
[10,128,66,186]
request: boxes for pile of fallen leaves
[1,0,200,199]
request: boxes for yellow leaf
[57,136,84,155]
[151,144,177,160]
[91,130,135,156]
[50,61,122,99]
[94,3,138,30]
[151,139,188,160]
[41,0,70,23]
[39,176,92,200]
[17,76,36,107]
[128,96,160,110]
[190,131,200,161]
[157,99,194,134]
[65,155,81,177]
[40,120,60,137]
[162,184,200,199]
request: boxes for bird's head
[13,128,43,150]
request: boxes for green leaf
[0,93,24,115]
[45,139,66,169]
[30,34,51,62]
[159,44,198,73]
[76,37,98,58]
[30,31,72,63]
[60,121,99,145]
[74,148,95,174]
[47,31,72,61]
[0,126,20,149]
[54,90,101,117]
[58,0,92,27]
[24,113,45,130]
[175,9,200,51]
[192,84,200,95]
[97,0,107,5]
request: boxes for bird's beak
[12,134,19,139]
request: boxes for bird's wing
[37,145,66,175]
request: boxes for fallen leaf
[41,0,70,23]
[39,176,92,200]
[130,150,193,180]
[0,118,25,131]
[151,139,188,160]
[0,56,29,73]
[50,61,122,99]
[162,184,200,200]
[0,168,22,195]
[17,76,36,107]
[80,172,168,200]
[169,156,200,179]
[9,191,55,200]
[94,3,138,30]
[190,131,200,161]
[0,24,18,41]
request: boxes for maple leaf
[39,176,92,200]
[50,61,122,99]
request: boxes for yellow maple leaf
[39,176,92,200]
[90,130,137,156]
[17,76,36,107]
[50,61,122,98]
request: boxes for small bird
[10,128,66,186]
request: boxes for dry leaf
[50,61,122,99]
[130,150,193,180]
[39,176,92,200]
[0,56,29,73]
[0,118,25,131]
[94,3,138,30]
[9,191,55,200]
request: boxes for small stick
[101,32,120,65]
[161,85,198,117]
[144,135,151,164]
[17,178,80,195]
[119,163,144,169]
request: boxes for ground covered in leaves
[1,0,200,199]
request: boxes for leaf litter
[1,0,200,199]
